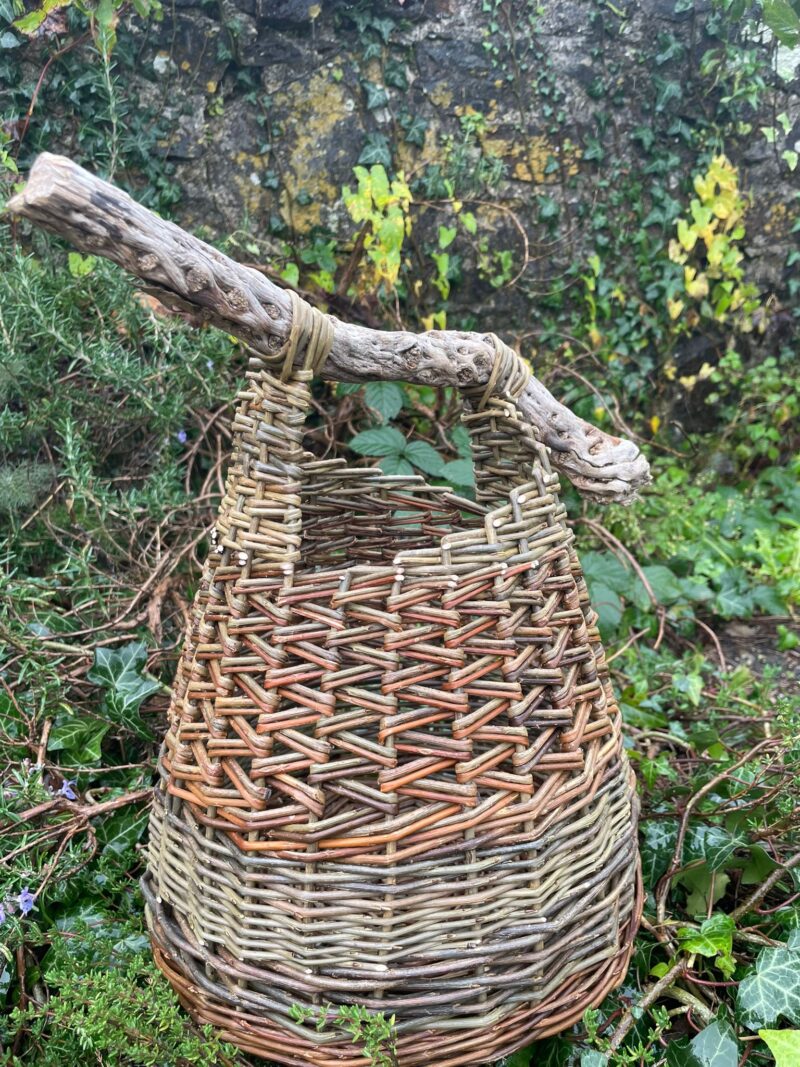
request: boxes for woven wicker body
[143,303,641,1066]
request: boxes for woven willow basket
[142,295,642,1066]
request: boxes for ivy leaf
[673,671,704,707]
[737,944,800,1029]
[655,78,683,112]
[678,914,736,976]
[68,252,96,278]
[363,381,404,422]
[759,1029,800,1067]
[88,642,161,740]
[688,1021,739,1067]
[399,113,428,147]
[537,195,560,222]
[379,454,414,476]
[741,845,780,886]
[679,866,730,917]
[349,426,406,457]
[358,133,391,168]
[404,441,445,476]
[96,806,149,857]
[441,459,475,488]
[679,913,735,958]
[640,819,678,889]
[504,1047,532,1067]
[48,717,111,765]
[714,570,755,618]
[280,262,299,286]
[685,823,745,872]
[580,1053,608,1067]
[362,80,389,110]
[384,60,408,91]
[455,212,474,237]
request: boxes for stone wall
[4,0,799,365]
[130,1,799,274]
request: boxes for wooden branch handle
[6,153,651,503]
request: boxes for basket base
[143,870,643,1067]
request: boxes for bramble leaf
[349,426,406,457]
[441,459,475,488]
[364,381,404,422]
[379,454,414,476]
[404,441,445,476]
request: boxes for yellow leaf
[668,239,687,264]
[663,362,677,381]
[593,406,606,421]
[452,200,462,214]
[308,3,321,17]
[679,374,698,391]
[649,415,661,434]
[677,219,697,252]
[684,267,709,299]
[668,298,685,320]
[422,311,446,331]
[706,234,726,266]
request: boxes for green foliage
[680,1020,740,1066]
[349,424,445,478]
[666,155,761,340]
[87,642,162,741]
[0,460,54,515]
[9,919,238,1066]
[342,165,412,291]
[737,935,800,1030]
[759,1029,800,1067]
[760,0,800,45]
[14,0,161,59]
[678,914,736,978]
[289,1002,397,1067]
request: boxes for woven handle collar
[278,291,336,383]
[271,293,530,417]
[474,334,532,411]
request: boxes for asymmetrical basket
[142,295,642,1066]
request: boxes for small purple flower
[176,429,188,445]
[206,359,214,371]
[59,779,77,800]
[0,903,6,924]
[17,888,36,916]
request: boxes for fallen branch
[7,153,652,503]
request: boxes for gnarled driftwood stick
[7,153,651,503]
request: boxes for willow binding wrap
[143,292,642,1067]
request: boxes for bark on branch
[7,153,651,503]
